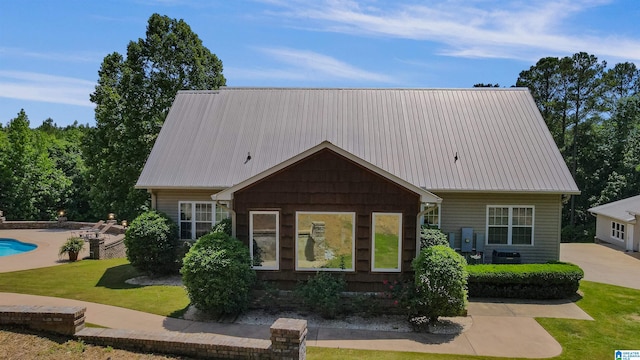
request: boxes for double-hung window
[179,202,229,240]
[487,206,534,245]
[419,203,440,228]
[611,221,625,241]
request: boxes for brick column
[89,238,105,259]
[270,318,307,360]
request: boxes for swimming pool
[0,238,38,257]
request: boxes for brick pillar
[270,318,307,360]
[89,238,105,259]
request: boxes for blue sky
[1,0,639,127]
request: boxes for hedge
[467,262,584,299]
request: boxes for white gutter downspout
[416,203,435,255]
[214,199,236,238]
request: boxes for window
[487,206,534,245]
[372,213,402,272]
[179,202,230,240]
[611,221,625,241]
[296,212,355,271]
[420,203,440,228]
[250,211,279,270]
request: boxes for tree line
[0,14,637,241]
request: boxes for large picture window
[250,211,279,270]
[487,206,534,245]
[372,213,402,272]
[296,212,355,271]
[179,202,230,240]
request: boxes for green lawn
[0,260,638,359]
[0,258,189,317]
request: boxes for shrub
[294,272,346,319]
[124,210,180,275]
[419,226,449,249]
[212,217,232,236]
[412,245,468,324]
[467,262,584,299]
[181,232,256,316]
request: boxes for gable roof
[212,141,442,204]
[588,194,640,223]
[136,88,579,194]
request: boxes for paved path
[0,292,593,358]
[561,243,640,290]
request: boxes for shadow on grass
[95,264,142,290]
[168,304,191,319]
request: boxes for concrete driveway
[560,242,640,290]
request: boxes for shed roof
[588,195,640,223]
[136,87,579,194]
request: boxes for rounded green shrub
[412,245,468,324]
[294,272,346,319]
[181,232,256,316]
[419,226,449,249]
[124,210,180,275]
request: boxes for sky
[1,0,639,128]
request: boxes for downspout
[416,203,434,255]
[215,200,236,238]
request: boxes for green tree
[0,111,70,220]
[85,13,226,221]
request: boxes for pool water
[0,238,37,257]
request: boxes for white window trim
[611,221,626,241]
[250,210,280,270]
[179,201,227,240]
[486,205,535,246]
[295,211,356,272]
[371,212,402,273]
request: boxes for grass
[1,260,639,359]
[0,258,189,317]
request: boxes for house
[588,195,640,252]
[136,88,579,290]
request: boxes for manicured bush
[124,210,180,275]
[294,272,346,319]
[412,245,468,324]
[212,217,232,236]
[181,232,256,316]
[467,262,584,299]
[419,226,449,249]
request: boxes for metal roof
[588,195,640,223]
[136,88,579,194]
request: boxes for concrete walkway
[0,292,593,358]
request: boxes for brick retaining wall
[0,306,307,360]
[0,305,86,336]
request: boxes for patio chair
[71,220,104,237]
[81,222,113,241]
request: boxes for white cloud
[0,71,95,107]
[229,47,396,83]
[261,0,640,62]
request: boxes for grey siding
[436,192,563,263]
[154,189,219,224]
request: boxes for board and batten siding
[153,189,220,224]
[435,192,563,263]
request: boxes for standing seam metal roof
[136,88,579,194]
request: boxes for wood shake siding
[233,149,420,290]
[436,192,562,263]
